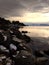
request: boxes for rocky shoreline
[0,17,33,65]
[0,17,49,65]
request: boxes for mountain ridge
[23,22,49,26]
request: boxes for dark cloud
[22,0,49,13]
[0,0,49,17]
[0,0,26,17]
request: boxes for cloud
[0,0,26,17]
[0,0,49,18]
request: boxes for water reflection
[20,26,49,38]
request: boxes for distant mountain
[23,22,49,26]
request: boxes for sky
[0,0,49,23]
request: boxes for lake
[20,26,49,38]
[20,26,49,50]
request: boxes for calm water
[20,26,49,38]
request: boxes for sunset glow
[0,0,49,23]
[6,12,49,23]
